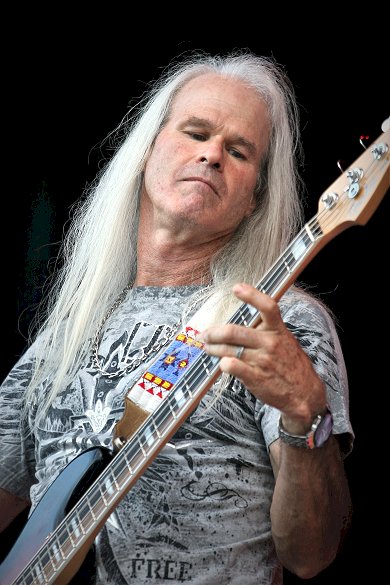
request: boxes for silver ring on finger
[235,345,245,359]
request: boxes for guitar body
[0,446,113,585]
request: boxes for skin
[1,73,352,578]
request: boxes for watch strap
[278,409,332,449]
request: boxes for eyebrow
[183,116,258,158]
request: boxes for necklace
[91,283,180,379]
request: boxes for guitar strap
[113,290,226,447]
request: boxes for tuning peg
[359,135,370,150]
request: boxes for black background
[2,22,389,584]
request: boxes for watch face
[314,412,333,447]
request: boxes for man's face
[141,73,270,243]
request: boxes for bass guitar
[1,125,389,585]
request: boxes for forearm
[270,436,352,579]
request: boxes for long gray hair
[24,49,304,415]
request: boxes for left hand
[201,283,327,430]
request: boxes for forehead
[170,73,270,146]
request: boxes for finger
[232,283,283,331]
[202,340,247,360]
[201,323,260,350]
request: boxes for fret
[31,559,48,584]
[198,352,218,376]
[77,498,91,523]
[96,481,113,509]
[84,482,102,521]
[119,447,134,476]
[68,513,84,544]
[264,260,291,296]
[104,469,119,498]
[231,303,256,326]
[111,454,129,488]
[47,541,61,572]
[177,385,190,408]
[79,505,95,533]
[21,570,36,585]
[58,525,73,558]
[251,223,320,301]
[124,439,147,472]
[290,233,312,262]
[74,507,87,535]
[113,442,134,489]
[135,432,149,457]
[50,535,65,566]
[153,403,172,437]
[48,546,58,572]
[166,394,180,419]
[151,414,163,439]
[137,421,159,456]
[304,220,321,242]
[114,441,149,485]
[282,252,297,274]
[39,550,54,581]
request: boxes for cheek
[144,144,169,191]
[227,172,257,218]
[144,137,183,191]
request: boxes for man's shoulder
[280,287,335,332]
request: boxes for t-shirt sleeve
[0,346,38,500]
[255,290,354,458]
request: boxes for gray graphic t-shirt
[0,286,353,584]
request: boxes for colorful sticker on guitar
[127,327,203,407]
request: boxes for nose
[200,156,221,169]
[197,138,223,170]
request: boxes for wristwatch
[278,408,333,449]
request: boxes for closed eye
[185,132,247,160]
[187,131,207,142]
[228,148,246,160]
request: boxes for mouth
[182,177,218,195]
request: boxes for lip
[182,176,218,195]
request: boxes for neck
[135,250,211,287]
[135,229,229,287]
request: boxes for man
[0,51,353,584]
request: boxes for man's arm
[269,436,352,578]
[202,283,353,578]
